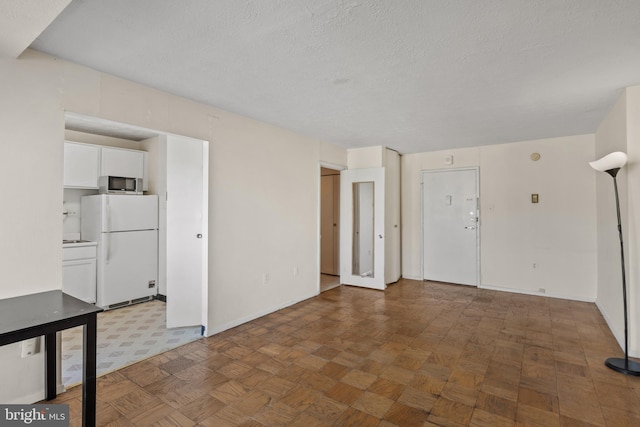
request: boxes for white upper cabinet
[64,142,100,189]
[64,143,147,189]
[100,147,145,179]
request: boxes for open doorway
[61,114,208,388]
[320,166,342,292]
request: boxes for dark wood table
[0,290,102,427]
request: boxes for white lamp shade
[589,152,628,172]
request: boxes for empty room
[1,1,640,426]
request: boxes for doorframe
[63,113,209,329]
[421,167,480,286]
[318,162,346,294]
[61,112,210,391]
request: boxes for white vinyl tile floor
[61,299,201,387]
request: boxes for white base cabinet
[62,244,97,303]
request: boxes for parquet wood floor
[48,279,640,426]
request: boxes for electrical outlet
[21,337,41,358]
[538,288,546,294]
[263,273,270,285]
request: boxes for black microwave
[98,176,143,194]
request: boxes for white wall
[627,86,640,355]
[0,49,346,403]
[594,92,628,352]
[347,146,384,169]
[594,86,640,356]
[480,136,597,299]
[402,135,598,301]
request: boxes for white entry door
[166,135,208,329]
[422,168,479,286]
[340,168,385,290]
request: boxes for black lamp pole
[603,167,640,375]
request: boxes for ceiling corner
[0,0,71,59]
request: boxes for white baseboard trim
[401,278,596,302]
[478,284,595,303]
[6,384,65,404]
[205,292,317,337]
[6,391,45,405]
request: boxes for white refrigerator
[81,194,159,308]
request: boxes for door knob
[464,226,476,230]
[196,234,203,238]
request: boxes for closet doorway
[320,166,342,292]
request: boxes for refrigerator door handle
[105,233,110,264]
[106,197,111,263]
[106,197,111,233]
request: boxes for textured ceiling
[0,0,70,58]
[30,0,640,154]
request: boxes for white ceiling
[27,0,640,154]
[0,0,70,58]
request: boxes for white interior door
[340,167,385,290]
[166,135,207,329]
[423,168,479,286]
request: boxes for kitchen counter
[63,240,97,248]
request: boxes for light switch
[531,194,539,203]
[445,195,452,205]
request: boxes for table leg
[82,314,97,427]
[44,332,57,400]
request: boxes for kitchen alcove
[60,112,209,390]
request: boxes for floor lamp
[590,151,640,375]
